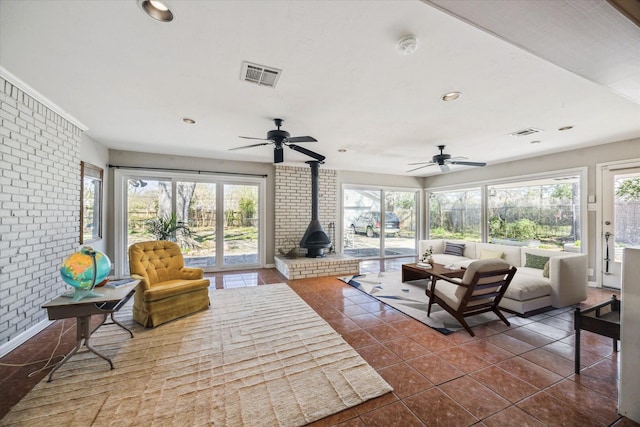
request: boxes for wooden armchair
[427,259,517,336]
[129,240,210,327]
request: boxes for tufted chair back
[129,240,197,290]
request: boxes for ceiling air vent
[240,61,282,88]
[509,127,543,137]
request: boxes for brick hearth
[275,254,359,280]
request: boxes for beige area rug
[2,284,392,427]
[339,271,513,335]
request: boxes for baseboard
[0,318,53,358]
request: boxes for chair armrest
[180,267,204,280]
[430,274,465,286]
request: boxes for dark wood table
[574,295,620,374]
[42,280,138,381]
[402,262,464,283]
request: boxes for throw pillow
[525,253,550,270]
[480,249,504,260]
[543,261,550,278]
[444,242,465,257]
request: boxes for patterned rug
[2,284,392,427]
[339,271,511,334]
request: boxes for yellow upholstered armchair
[128,240,210,327]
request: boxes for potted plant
[421,246,434,265]
[146,213,198,249]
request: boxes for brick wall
[274,164,337,255]
[0,77,82,344]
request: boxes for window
[428,188,481,241]
[488,175,580,248]
[80,162,102,244]
[427,172,583,250]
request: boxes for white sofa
[419,239,588,316]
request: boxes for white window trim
[113,169,266,277]
[425,167,587,248]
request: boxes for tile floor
[0,268,637,426]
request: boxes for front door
[601,164,640,289]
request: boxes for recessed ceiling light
[558,125,574,131]
[530,140,541,144]
[138,0,173,22]
[338,149,347,153]
[441,92,462,102]
[181,117,196,124]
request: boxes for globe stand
[62,288,104,302]
[61,249,103,302]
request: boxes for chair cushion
[433,281,464,310]
[462,258,511,282]
[143,278,210,301]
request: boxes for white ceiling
[1,0,639,176]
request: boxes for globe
[60,247,112,301]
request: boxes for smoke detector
[398,35,418,55]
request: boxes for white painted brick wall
[274,164,337,255]
[0,77,82,344]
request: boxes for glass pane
[223,184,259,266]
[384,191,417,258]
[127,178,172,248]
[614,173,640,261]
[488,176,580,249]
[177,181,216,268]
[429,188,481,241]
[343,189,381,258]
[82,168,102,243]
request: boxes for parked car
[350,211,400,237]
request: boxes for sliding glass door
[222,184,259,266]
[116,170,263,275]
[343,186,418,272]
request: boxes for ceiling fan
[230,118,325,164]
[407,145,486,173]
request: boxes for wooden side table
[42,280,138,382]
[574,294,620,374]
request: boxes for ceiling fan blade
[239,136,269,141]
[288,144,326,162]
[440,164,450,173]
[406,164,433,172]
[229,142,272,151]
[450,161,487,167]
[287,136,317,143]
[407,161,435,166]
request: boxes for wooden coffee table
[402,262,464,283]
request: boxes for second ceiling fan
[230,118,325,164]
[407,145,486,173]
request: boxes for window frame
[425,167,587,249]
[80,161,103,244]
